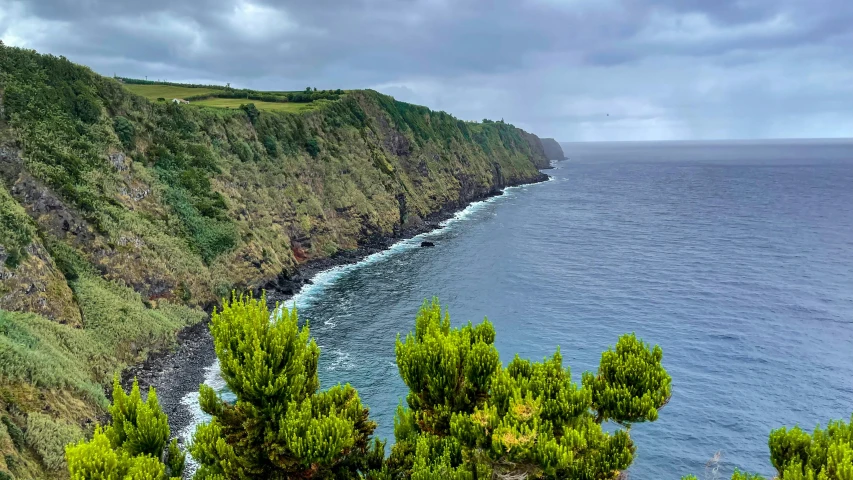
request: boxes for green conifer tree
[682,414,853,480]
[190,293,382,479]
[392,299,671,480]
[65,378,185,480]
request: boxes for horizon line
[558,137,853,144]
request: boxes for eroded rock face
[0,84,551,324]
[109,152,129,171]
[0,146,201,308]
[0,147,81,325]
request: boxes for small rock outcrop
[420,241,435,247]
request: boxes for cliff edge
[0,45,551,478]
[540,137,566,160]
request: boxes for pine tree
[190,293,382,479]
[682,415,853,480]
[392,299,671,479]
[65,378,185,480]
[768,414,853,479]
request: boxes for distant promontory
[539,137,567,160]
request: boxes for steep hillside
[0,46,549,478]
[540,137,566,160]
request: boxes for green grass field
[122,84,326,113]
[191,97,319,113]
[123,83,224,100]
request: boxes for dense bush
[262,134,278,156]
[391,300,671,479]
[190,294,382,479]
[240,102,260,124]
[113,116,135,149]
[65,378,185,479]
[306,137,320,158]
[682,415,853,479]
[187,297,672,479]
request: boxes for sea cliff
[540,137,566,160]
[0,45,549,478]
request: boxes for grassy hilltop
[121,80,345,113]
[0,45,549,478]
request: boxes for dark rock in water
[421,241,435,247]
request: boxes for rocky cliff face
[0,46,549,319]
[540,137,566,160]
[0,45,550,478]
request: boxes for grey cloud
[2,0,852,140]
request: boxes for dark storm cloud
[3,0,852,140]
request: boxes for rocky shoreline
[120,172,550,441]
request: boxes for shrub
[233,140,253,162]
[682,416,853,479]
[262,135,278,156]
[190,294,381,479]
[306,137,320,158]
[65,379,184,479]
[73,93,101,124]
[769,415,853,479]
[25,412,83,471]
[392,299,671,479]
[66,426,166,480]
[240,103,260,124]
[113,116,135,149]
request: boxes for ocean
[183,139,853,478]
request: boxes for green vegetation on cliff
[0,44,549,478]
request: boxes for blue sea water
[186,139,853,478]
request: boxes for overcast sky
[2,0,852,141]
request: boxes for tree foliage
[114,115,136,149]
[240,102,260,124]
[768,415,853,480]
[190,293,381,479]
[682,415,853,480]
[391,299,671,480]
[65,378,185,479]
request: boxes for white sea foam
[326,349,355,371]
[286,184,536,310]
[178,359,226,474]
